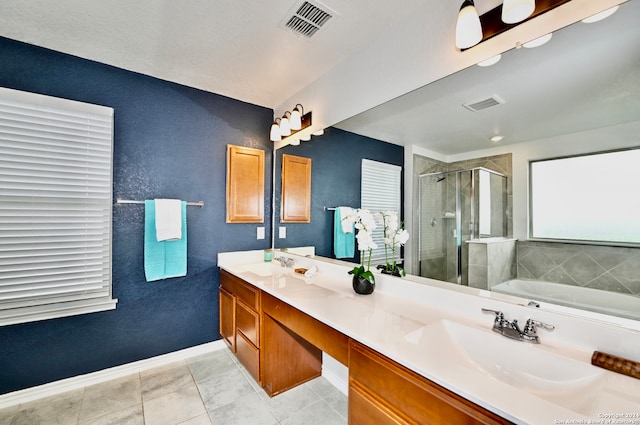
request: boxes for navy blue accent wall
[0,37,273,395]
[274,127,404,262]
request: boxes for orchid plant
[342,209,377,283]
[377,210,409,276]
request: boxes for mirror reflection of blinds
[361,159,401,266]
[0,87,116,326]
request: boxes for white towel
[154,198,182,241]
[338,206,354,234]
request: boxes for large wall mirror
[272,0,640,327]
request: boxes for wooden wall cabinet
[226,145,264,223]
[219,269,261,382]
[280,154,311,223]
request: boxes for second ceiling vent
[280,1,336,38]
[462,95,506,112]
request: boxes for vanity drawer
[349,341,511,425]
[237,300,259,346]
[236,330,260,383]
[220,269,260,310]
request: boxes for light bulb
[279,116,291,137]
[502,0,535,24]
[270,122,281,142]
[290,105,302,130]
[455,0,482,49]
[581,6,619,24]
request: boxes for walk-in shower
[418,167,507,285]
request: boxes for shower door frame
[419,167,506,285]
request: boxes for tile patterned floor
[0,347,348,425]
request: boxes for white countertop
[218,249,640,425]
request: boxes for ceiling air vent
[281,1,336,38]
[462,95,505,112]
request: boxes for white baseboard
[0,340,226,410]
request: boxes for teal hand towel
[333,208,355,259]
[144,200,187,281]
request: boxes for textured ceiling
[0,0,430,108]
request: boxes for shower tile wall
[517,241,640,296]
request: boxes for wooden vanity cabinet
[348,341,512,425]
[219,269,261,383]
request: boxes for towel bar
[116,199,204,207]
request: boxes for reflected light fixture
[312,129,324,136]
[270,118,282,142]
[289,104,303,131]
[501,0,535,24]
[455,0,483,50]
[300,134,311,142]
[523,32,552,48]
[490,135,504,143]
[581,5,619,24]
[477,54,502,67]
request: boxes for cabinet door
[226,145,265,223]
[219,286,236,352]
[281,154,311,223]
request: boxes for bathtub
[492,279,640,321]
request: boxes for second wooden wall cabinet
[280,154,311,223]
[226,145,264,223]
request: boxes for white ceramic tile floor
[1,347,348,425]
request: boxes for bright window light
[530,148,640,244]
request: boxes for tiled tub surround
[517,240,640,296]
[468,238,517,290]
[219,250,640,425]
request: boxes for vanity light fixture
[269,104,314,142]
[455,0,483,50]
[522,32,552,48]
[455,0,570,50]
[300,134,311,142]
[501,0,535,24]
[477,54,502,67]
[312,129,324,136]
[581,5,619,24]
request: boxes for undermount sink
[240,262,280,277]
[418,320,606,416]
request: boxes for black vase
[352,275,375,295]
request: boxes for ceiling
[336,0,640,155]
[0,0,634,156]
[0,0,436,109]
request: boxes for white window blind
[361,159,402,266]
[0,87,116,326]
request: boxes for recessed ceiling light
[582,5,619,24]
[490,135,504,143]
[477,54,502,67]
[523,33,553,48]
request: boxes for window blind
[0,87,116,326]
[361,159,402,266]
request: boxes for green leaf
[361,271,375,283]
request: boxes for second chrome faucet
[482,308,554,344]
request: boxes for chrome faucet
[274,256,295,268]
[481,308,554,344]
